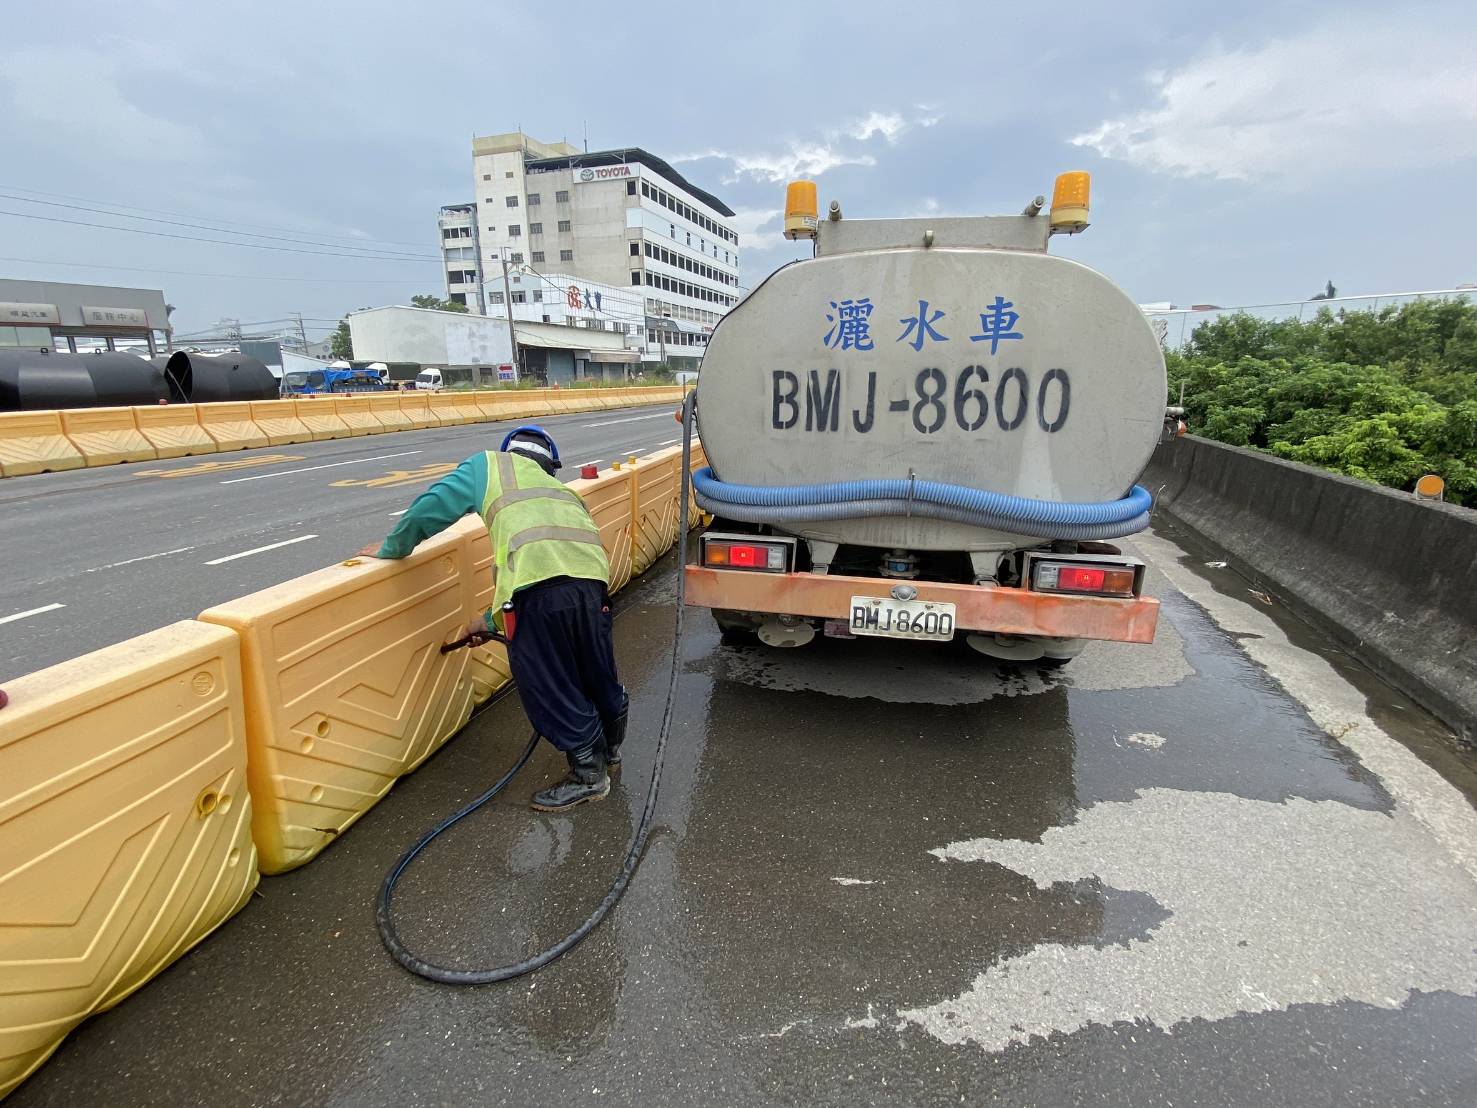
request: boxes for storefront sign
[0,302,61,325]
[80,305,150,328]
[577,164,634,183]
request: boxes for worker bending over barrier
[359,425,628,812]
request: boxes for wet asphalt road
[9,519,1477,1106]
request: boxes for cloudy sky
[2,0,1475,339]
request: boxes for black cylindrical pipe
[0,350,172,410]
[165,351,277,403]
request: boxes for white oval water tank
[696,247,1166,551]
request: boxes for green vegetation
[329,317,353,360]
[410,294,469,313]
[1167,299,1477,505]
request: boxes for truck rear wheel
[712,610,759,646]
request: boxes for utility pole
[292,312,309,353]
[658,310,671,368]
[499,253,522,383]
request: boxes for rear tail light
[1033,560,1137,597]
[701,536,792,573]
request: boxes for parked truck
[685,173,1164,664]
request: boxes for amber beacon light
[1050,171,1091,234]
[783,180,819,239]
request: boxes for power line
[0,182,435,249]
[0,256,420,284]
[0,193,441,260]
[173,318,340,337]
[0,209,443,263]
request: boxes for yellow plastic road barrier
[57,407,158,467]
[574,467,636,595]
[631,446,683,574]
[197,402,270,451]
[429,393,470,425]
[470,391,512,422]
[493,392,545,420]
[451,393,484,424]
[543,388,581,414]
[0,621,258,1099]
[292,397,351,440]
[596,387,629,409]
[133,404,218,459]
[198,525,490,874]
[248,400,313,446]
[396,392,440,428]
[369,394,414,432]
[575,390,608,411]
[0,411,86,478]
[332,395,381,435]
[575,391,607,413]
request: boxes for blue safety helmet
[499,425,561,472]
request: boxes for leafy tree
[330,317,353,360]
[1170,298,1477,505]
[410,293,469,313]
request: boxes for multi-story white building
[438,131,740,368]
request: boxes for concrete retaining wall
[1143,436,1476,743]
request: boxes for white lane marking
[389,509,409,517]
[581,412,673,428]
[0,602,65,625]
[218,450,422,484]
[85,546,195,573]
[204,534,318,565]
[572,459,603,469]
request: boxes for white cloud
[1072,23,1477,181]
[676,106,941,184]
[679,144,876,184]
[0,44,214,165]
[727,205,784,244]
[847,111,906,143]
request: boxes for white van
[414,368,444,392]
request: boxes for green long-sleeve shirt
[377,453,493,629]
[376,453,489,559]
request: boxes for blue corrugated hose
[691,467,1153,540]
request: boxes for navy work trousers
[506,576,627,754]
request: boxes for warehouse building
[348,305,641,385]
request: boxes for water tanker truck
[685,173,1164,664]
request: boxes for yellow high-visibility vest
[480,451,609,615]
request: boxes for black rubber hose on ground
[374,391,696,984]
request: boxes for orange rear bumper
[683,567,1159,644]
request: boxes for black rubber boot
[603,694,629,775]
[531,740,610,812]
